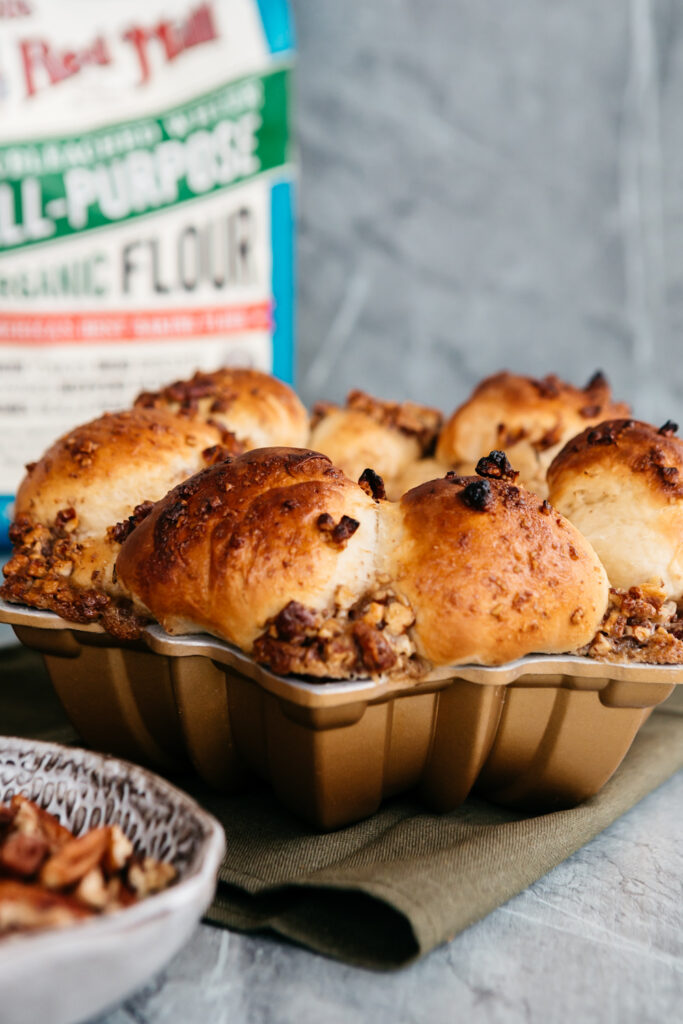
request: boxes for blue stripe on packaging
[270,179,296,385]
[256,0,295,54]
[0,497,13,550]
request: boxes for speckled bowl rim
[0,736,226,963]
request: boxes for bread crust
[135,367,309,449]
[309,390,442,498]
[437,371,630,496]
[547,418,683,599]
[390,474,609,665]
[117,447,609,673]
[116,448,381,654]
[1,408,224,631]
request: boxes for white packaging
[0,0,296,542]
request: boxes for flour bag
[0,0,295,542]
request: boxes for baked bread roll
[436,371,630,497]
[548,419,683,663]
[115,448,413,678]
[1,409,226,636]
[309,390,442,500]
[387,453,609,665]
[116,447,609,676]
[548,418,683,595]
[135,367,308,450]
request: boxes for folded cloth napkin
[201,701,683,968]
[2,646,682,969]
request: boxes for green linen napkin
[200,705,683,968]
[2,646,682,969]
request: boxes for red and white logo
[17,2,218,98]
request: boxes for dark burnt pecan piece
[475,450,519,482]
[585,370,607,392]
[461,479,493,511]
[316,513,360,544]
[107,501,155,545]
[659,420,679,437]
[358,468,386,500]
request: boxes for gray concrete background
[291,0,682,423]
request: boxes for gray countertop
[93,770,683,1024]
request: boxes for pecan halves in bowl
[0,799,175,937]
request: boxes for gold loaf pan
[1,598,679,830]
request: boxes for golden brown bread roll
[387,454,609,665]
[1,408,226,634]
[115,448,410,677]
[135,367,308,450]
[436,371,630,497]
[116,447,609,676]
[547,418,683,601]
[309,390,442,500]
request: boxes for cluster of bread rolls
[3,366,683,673]
[310,371,629,500]
[2,370,308,637]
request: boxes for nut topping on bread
[309,390,443,500]
[1,408,224,637]
[135,367,309,450]
[582,582,683,664]
[2,369,312,636]
[434,370,630,498]
[116,447,609,675]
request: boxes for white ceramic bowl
[0,737,225,1024]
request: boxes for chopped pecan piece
[0,880,93,934]
[461,479,493,511]
[0,833,48,878]
[128,858,177,898]
[273,600,318,641]
[353,621,397,672]
[475,450,519,482]
[41,827,111,890]
[0,800,176,938]
[358,468,387,500]
[316,513,360,544]
[659,420,678,437]
[12,795,71,852]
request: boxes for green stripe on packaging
[0,65,292,253]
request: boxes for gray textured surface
[293,1,681,424]
[96,770,683,1024]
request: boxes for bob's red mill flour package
[0,0,295,543]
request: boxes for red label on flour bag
[0,0,295,543]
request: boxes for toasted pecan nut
[40,827,111,890]
[103,825,134,875]
[0,800,176,938]
[0,833,48,878]
[74,868,116,911]
[0,880,93,934]
[11,795,72,852]
[127,857,176,898]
